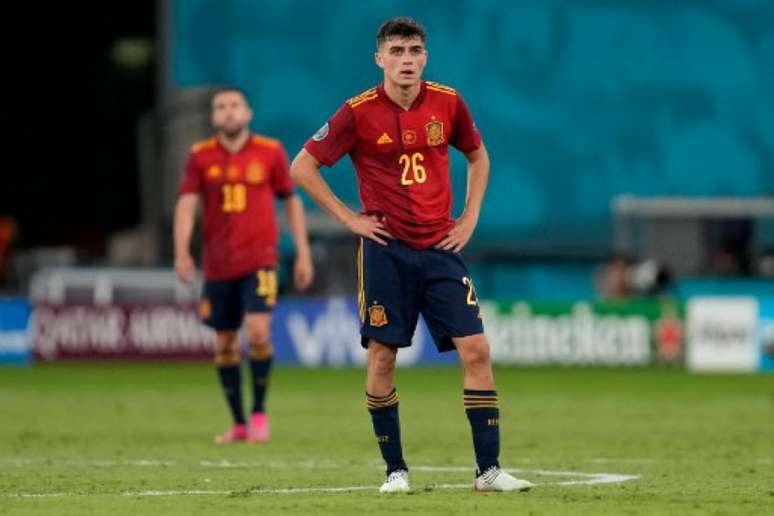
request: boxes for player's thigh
[358,238,422,349]
[421,249,484,352]
[201,279,242,331]
[237,269,276,343]
[239,268,277,311]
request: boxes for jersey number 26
[399,152,426,186]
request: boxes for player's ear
[374,51,384,70]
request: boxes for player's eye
[389,47,403,55]
[410,47,423,55]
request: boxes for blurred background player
[291,18,532,492]
[174,87,314,444]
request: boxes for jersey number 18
[222,183,247,212]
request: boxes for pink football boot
[214,423,248,444]
[247,412,270,443]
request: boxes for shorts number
[256,270,278,306]
[222,183,246,212]
[399,152,426,185]
[462,276,478,306]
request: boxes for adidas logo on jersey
[377,132,393,144]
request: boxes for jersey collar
[215,132,253,155]
[377,81,427,112]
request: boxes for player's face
[211,91,252,138]
[375,36,427,87]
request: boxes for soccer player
[290,18,533,492]
[174,86,314,444]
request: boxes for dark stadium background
[1,2,154,253]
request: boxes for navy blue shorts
[357,238,484,352]
[200,269,277,331]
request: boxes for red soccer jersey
[179,134,294,280]
[304,81,481,249]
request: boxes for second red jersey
[179,134,294,280]
[304,81,482,249]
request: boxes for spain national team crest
[401,130,417,145]
[206,165,222,181]
[425,121,445,146]
[246,161,265,184]
[368,304,388,327]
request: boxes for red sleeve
[303,103,356,166]
[178,152,201,195]
[450,95,482,153]
[271,144,295,198]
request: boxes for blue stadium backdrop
[171,0,774,249]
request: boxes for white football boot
[379,469,410,493]
[474,466,534,492]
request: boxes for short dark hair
[376,17,426,48]
[210,86,249,106]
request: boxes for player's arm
[290,149,393,245]
[173,193,199,283]
[436,142,489,253]
[282,194,314,291]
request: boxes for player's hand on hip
[345,213,393,246]
[175,254,196,284]
[435,214,477,253]
[293,253,314,292]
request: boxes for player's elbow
[290,150,320,184]
[466,144,489,168]
[175,194,198,218]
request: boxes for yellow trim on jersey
[190,137,217,153]
[357,238,365,323]
[251,134,280,148]
[347,87,377,102]
[347,88,379,109]
[349,94,378,109]
[426,81,457,93]
[427,85,457,97]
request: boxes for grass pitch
[0,363,772,515]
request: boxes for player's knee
[368,345,396,376]
[249,340,273,360]
[245,326,270,345]
[214,334,240,366]
[459,339,491,368]
[244,316,271,345]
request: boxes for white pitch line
[127,486,379,497]
[413,467,640,486]
[6,477,635,499]
[13,493,72,499]
[0,458,176,468]
[1,457,642,488]
[557,474,640,486]
[199,459,342,469]
[3,464,641,499]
